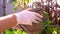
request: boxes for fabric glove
[15,9,43,26]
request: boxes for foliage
[5,29,27,34]
[12,0,30,11]
[5,0,60,34]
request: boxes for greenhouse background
[0,0,60,34]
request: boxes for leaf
[14,6,18,11]
[12,2,16,5]
[25,0,30,3]
[52,31,57,34]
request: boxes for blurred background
[0,0,60,34]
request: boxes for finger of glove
[32,13,43,23]
[34,12,43,18]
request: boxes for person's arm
[0,8,43,32]
[0,14,17,32]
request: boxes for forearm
[0,14,17,32]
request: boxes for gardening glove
[15,8,43,26]
[14,8,43,33]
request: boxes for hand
[14,8,43,33]
[15,8,43,25]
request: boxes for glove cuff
[14,13,21,26]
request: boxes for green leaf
[12,2,16,5]
[25,0,30,3]
[14,6,18,11]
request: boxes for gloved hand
[15,8,43,26]
[14,8,43,34]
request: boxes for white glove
[15,10,43,26]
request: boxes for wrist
[14,13,21,26]
[11,14,18,27]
